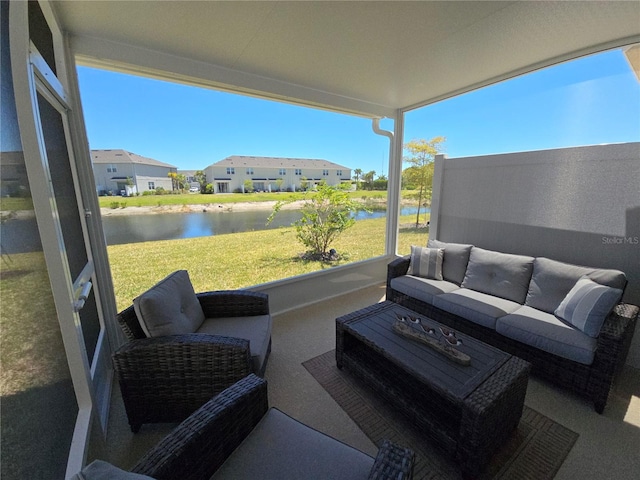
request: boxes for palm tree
[353,168,362,189]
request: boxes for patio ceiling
[54,1,640,117]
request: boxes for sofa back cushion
[427,240,473,285]
[525,257,627,314]
[461,247,534,304]
[133,270,205,337]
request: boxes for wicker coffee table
[336,301,531,478]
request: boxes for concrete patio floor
[103,284,640,479]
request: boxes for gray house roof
[91,149,176,168]
[210,155,349,170]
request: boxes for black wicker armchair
[129,374,415,480]
[114,273,272,432]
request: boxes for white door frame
[9,1,114,476]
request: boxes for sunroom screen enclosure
[3,1,639,478]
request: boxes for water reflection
[3,206,427,250]
[101,206,424,245]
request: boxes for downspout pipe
[372,117,400,257]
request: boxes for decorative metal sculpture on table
[393,313,471,366]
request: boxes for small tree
[243,179,254,193]
[268,183,367,261]
[275,178,284,192]
[403,137,445,227]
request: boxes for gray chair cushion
[390,275,460,305]
[431,288,521,329]
[427,240,473,285]
[407,246,443,280]
[461,247,534,304]
[211,408,374,480]
[133,270,205,337]
[555,276,623,337]
[525,257,627,314]
[197,314,272,373]
[496,306,597,365]
[71,460,154,480]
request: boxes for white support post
[429,154,446,241]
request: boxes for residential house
[178,169,201,185]
[91,149,176,195]
[205,155,351,193]
[2,2,638,479]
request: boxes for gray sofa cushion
[71,460,153,480]
[407,246,443,280]
[461,247,534,304]
[525,257,627,314]
[211,408,374,480]
[496,306,597,365]
[197,314,272,373]
[427,240,473,285]
[555,276,623,337]
[133,270,205,337]
[390,275,460,306]
[431,288,521,329]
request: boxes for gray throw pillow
[427,240,473,285]
[133,270,205,337]
[407,246,443,280]
[461,247,534,304]
[555,276,623,337]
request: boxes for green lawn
[108,214,428,311]
[0,197,33,212]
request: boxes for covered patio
[103,285,640,479]
[3,1,639,478]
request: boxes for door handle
[73,281,93,312]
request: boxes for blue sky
[76,47,639,175]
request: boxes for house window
[295,169,302,175]
[227,167,235,174]
[107,164,117,173]
[246,168,254,175]
[337,170,342,176]
[322,169,329,176]
[279,168,286,175]
[148,182,155,190]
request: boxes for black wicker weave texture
[132,374,415,480]
[336,301,531,478]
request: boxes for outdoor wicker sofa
[114,270,272,432]
[73,375,415,480]
[387,240,639,413]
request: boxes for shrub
[268,183,368,260]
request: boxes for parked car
[189,186,200,193]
